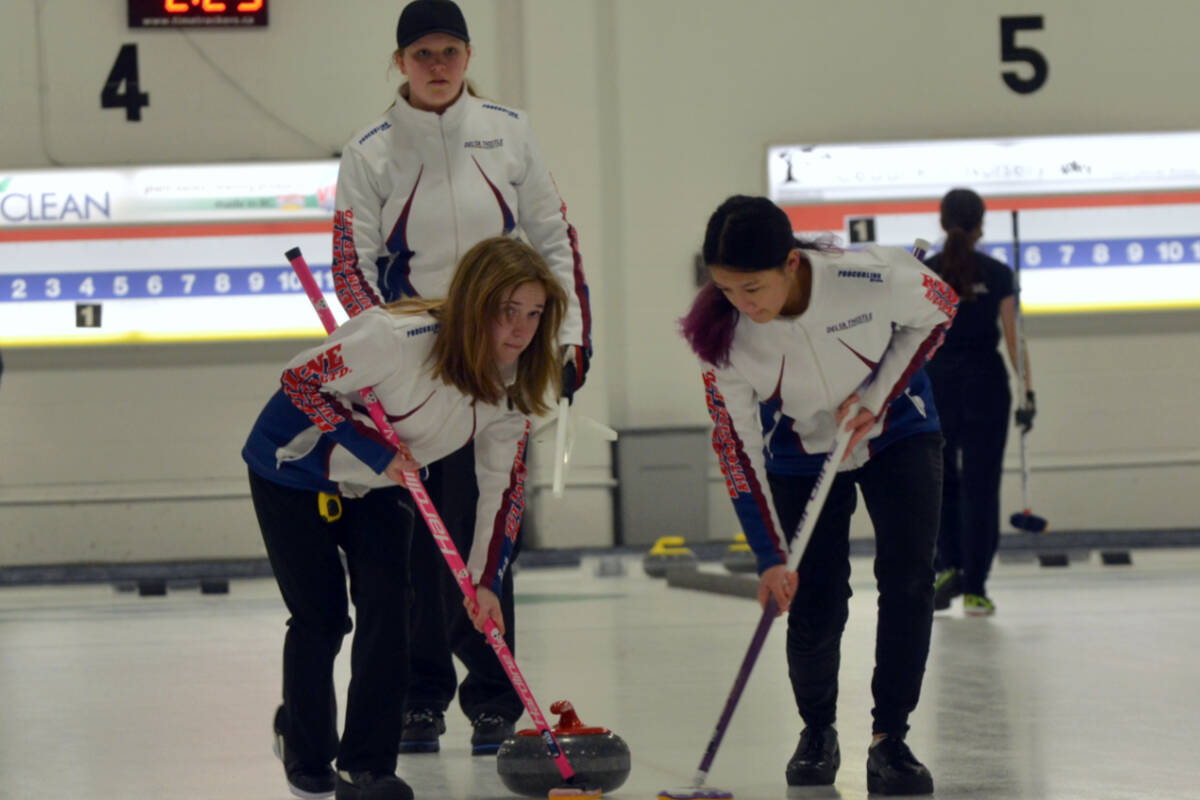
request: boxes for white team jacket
[332,88,591,351]
[703,245,957,569]
[241,308,528,591]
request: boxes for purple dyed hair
[679,281,738,366]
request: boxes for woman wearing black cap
[925,188,1033,616]
[329,0,594,763]
[681,195,956,795]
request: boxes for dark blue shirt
[925,251,1013,355]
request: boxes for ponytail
[939,227,977,302]
[937,188,986,302]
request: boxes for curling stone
[642,536,698,578]
[721,532,757,574]
[496,701,631,796]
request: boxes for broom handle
[1010,211,1033,510]
[284,247,578,783]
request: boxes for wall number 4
[101,44,150,121]
[1000,16,1048,94]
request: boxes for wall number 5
[1000,15,1048,94]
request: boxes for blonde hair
[386,237,565,416]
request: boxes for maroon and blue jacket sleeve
[472,413,532,596]
[279,310,400,474]
[703,365,788,573]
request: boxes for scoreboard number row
[5,266,337,302]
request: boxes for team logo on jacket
[826,312,873,334]
[307,344,349,384]
[481,103,519,119]
[922,274,959,317]
[836,268,883,283]
[357,121,391,145]
[280,344,350,433]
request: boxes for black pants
[767,432,942,738]
[927,354,1011,596]
[405,442,523,722]
[249,469,413,774]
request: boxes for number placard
[847,217,876,244]
[1000,15,1049,94]
[101,44,149,122]
[76,303,102,328]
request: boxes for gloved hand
[560,344,590,403]
[1015,390,1036,433]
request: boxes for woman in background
[925,188,1034,616]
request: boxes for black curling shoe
[470,712,515,755]
[273,706,335,799]
[866,736,934,795]
[334,770,413,800]
[399,708,445,753]
[785,725,840,786]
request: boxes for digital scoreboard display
[767,131,1200,314]
[0,161,340,346]
[128,0,268,28]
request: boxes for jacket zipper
[439,116,461,265]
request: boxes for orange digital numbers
[149,0,263,19]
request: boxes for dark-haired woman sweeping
[680,195,957,795]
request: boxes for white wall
[2,0,1199,566]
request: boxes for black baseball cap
[396,0,470,49]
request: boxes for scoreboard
[767,131,1200,314]
[0,160,341,346]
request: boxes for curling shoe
[866,736,933,795]
[932,568,962,611]
[272,706,335,798]
[398,709,445,753]
[470,712,515,755]
[334,770,413,800]
[785,725,839,786]
[963,593,996,616]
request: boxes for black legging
[404,442,523,722]
[249,470,414,774]
[767,432,942,738]
[926,352,1011,596]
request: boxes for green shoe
[963,593,995,616]
[933,568,962,611]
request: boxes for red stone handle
[518,700,611,736]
